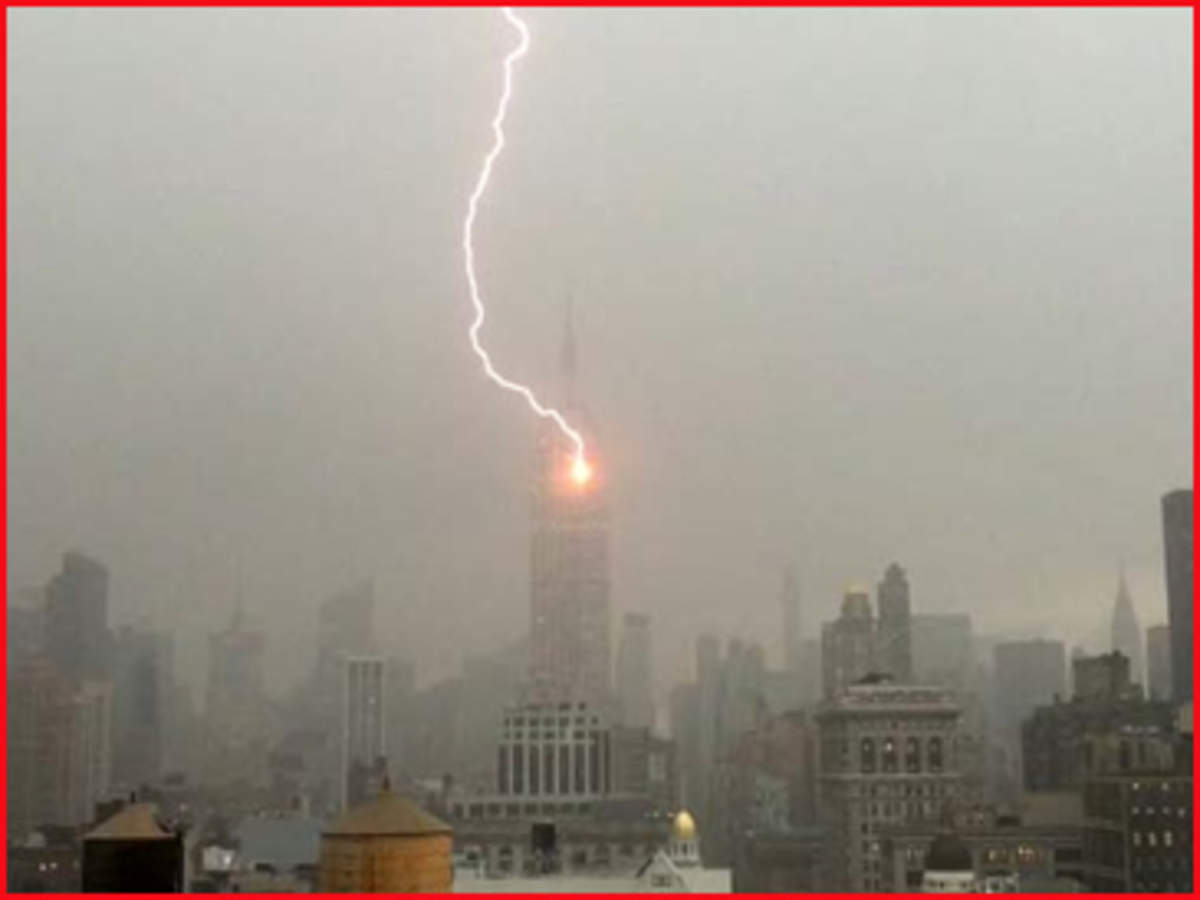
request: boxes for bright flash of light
[462,7,588,473]
[570,455,594,487]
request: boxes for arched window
[906,737,921,773]
[861,738,876,774]
[928,737,944,773]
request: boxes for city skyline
[7,8,1191,698]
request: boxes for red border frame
[1,3,1195,898]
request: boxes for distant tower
[780,565,803,674]
[615,613,654,729]
[1110,568,1143,688]
[204,604,266,751]
[45,551,110,686]
[876,563,913,682]
[821,586,876,699]
[341,656,387,812]
[529,302,611,704]
[1162,489,1193,703]
[1146,624,1172,701]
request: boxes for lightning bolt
[462,7,590,482]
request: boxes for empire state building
[528,304,611,704]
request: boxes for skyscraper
[529,305,611,704]
[1146,624,1171,701]
[876,563,913,682]
[615,612,654,729]
[821,587,876,698]
[45,551,110,686]
[341,656,386,811]
[204,604,266,751]
[780,566,802,674]
[1161,489,1192,703]
[1109,569,1143,688]
[111,627,173,790]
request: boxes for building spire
[561,294,578,407]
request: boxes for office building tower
[1162,489,1193,702]
[204,605,266,750]
[876,564,913,683]
[615,613,654,729]
[821,587,877,699]
[529,307,611,703]
[816,682,965,891]
[7,587,46,676]
[341,656,387,811]
[1110,570,1144,688]
[1146,624,1172,701]
[45,552,110,686]
[111,627,173,790]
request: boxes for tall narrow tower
[1110,568,1143,689]
[876,563,913,683]
[528,302,611,704]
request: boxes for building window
[861,738,876,774]
[928,737,943,773]
[498,746,509,794]
[574,743,586,794]
[589,732,601,793]
[882,738,898,773]
[560,745,571,795]
[906,737,921,773]
[513,745,525,794]
[544,745,555,794]
[529,745,540,796]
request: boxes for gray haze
[8,8,1192,699]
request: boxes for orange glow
[570,456,594,487]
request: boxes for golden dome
[845,582,869,596]
[673,810,697,841]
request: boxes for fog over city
[8,8,1191,703]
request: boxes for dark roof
[323,789,451,838]
[925,833,973,872]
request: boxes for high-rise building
[8,657,75,835]
[1146,624,1172,701]
[816,682,965,892]
[821,587,876,699]
[111,627,173,790]
[341,656,386,811]
[1022,653,1173,793]
[780,566,803,674]
[529,307,611,704]
[204,605,266,751]
[45,551,110,686]
[992,640,1066,744]
[68,681,113,827]
[876,564,913,683]
[7,587,46,676]
[1161,489,1192,703]
[1110,570,1143,688]
[615,613,653,729]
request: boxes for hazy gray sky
[8,8,1192,698]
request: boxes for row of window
[859,736,944,774]
[452,800,595,819]
[1131,830,1185,849]
[497,737,609,797]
